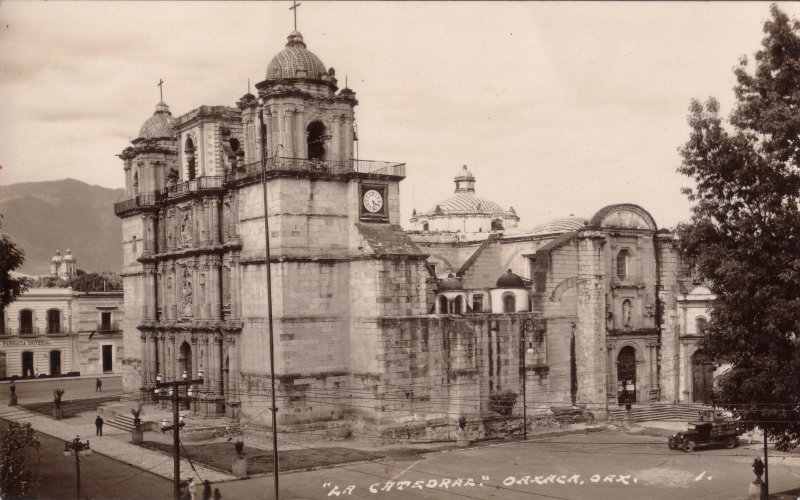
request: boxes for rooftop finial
[289,0,301,31]
[248,78,251,95]
[158,79,164,102]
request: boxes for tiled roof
[266,32,329,81]
[138,102,176,139]
[355,224,425,257]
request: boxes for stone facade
[114,29,702,437]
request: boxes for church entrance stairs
[607,403,711,422]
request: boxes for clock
[363,189,383,213]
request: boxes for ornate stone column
[230,255,241,319]
[158,332,167,379]
[171,333,179,381]
[210,198,221,244]
[212,335,223,396]
[140,332,148,388]
[191,335,199,380]
[210,257,222,321]
[144,263,157,321]
[227,336,239,402]
[149,333,158,385]
[192,260,201,319]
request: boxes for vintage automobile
[668,410,739,452]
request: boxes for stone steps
[608,404,711,422]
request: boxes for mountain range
[0,179,125,276]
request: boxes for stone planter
[8,394,17,406]
[232,456,248,478]
[456,431,471,448]
[748,479,765,500]
[53,408,63,420]
[131,428,144,445]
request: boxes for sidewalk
[0,404,236,483]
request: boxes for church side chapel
[115,23,705,440]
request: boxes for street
[23,426,174,500]
[213,431,800,500]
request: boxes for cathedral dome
[266,31,330,82]
[138,102,176,139]
[496,269,525,288]
[432,193,505,214]
[530,216,588,235]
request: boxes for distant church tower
[50,249,77,280]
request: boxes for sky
[0,1,796,230]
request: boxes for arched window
[438,296,448,314]
[422,222,429,232]
[306,121,326,161]
[616,249,630,280]
[131,235,137,254]
[47,309,61,334]
[491,219,504,231]
[19,309,33,334]
[185,137,196,181]
[503,293,516,313]
[133,171,139,195]
[453,296,464,314]
[695,317,708,335]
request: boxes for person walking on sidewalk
[95,415,104,436]
[96,377,102,391]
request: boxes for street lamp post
[62,435,92,500]
[521,319,536,441]
[154,370,204,500]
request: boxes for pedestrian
[213,488,221,500]
[202,480,212,500]
[187,477,197,500]
[95,415,104,436]
[96,377,102,392]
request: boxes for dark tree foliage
[0,215,31,310]
[0,421,41,498]
[677,5,800,451]
[67,272,122,292]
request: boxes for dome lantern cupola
[454,165,476,193]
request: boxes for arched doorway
[178,341,192,379]
[503,293,516,313]
[49,350,61,375]
[617,346,637,401]
[692,350,715,403]
[306,121,326,161]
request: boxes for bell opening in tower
[185,137,196,180]
[306,121,326,161]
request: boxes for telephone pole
[155,371,204,500]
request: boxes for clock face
[363,189,383,213]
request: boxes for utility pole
[62,435,92,500]
[259,108,280,500]
[764,430,769,497]
[155,371,204,500]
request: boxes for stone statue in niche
[622,299,632,328]
[180,210,193,246]
[182,267,193,317]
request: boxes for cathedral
[114,30,713,437]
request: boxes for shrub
[489,390,518,416]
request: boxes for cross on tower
[158,79,164,102]
[289,0,301,31]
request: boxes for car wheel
[668,440,677,450]
[683,440,696,453]
[725,437,737,449]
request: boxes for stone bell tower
[248,31,357,163]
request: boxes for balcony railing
[96,322,120,332]
[4,327,40,336]
[113,193,163,216]
[162,176,223,198]
[224,157,406,183]
[46,325,64,334]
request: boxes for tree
[677,4,800,451]
[0,421,41,498]
[66,272,122,292]
[0,214,31,312]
